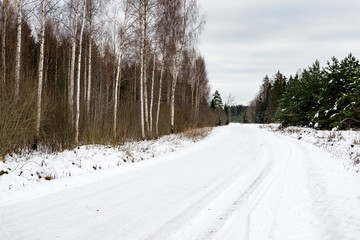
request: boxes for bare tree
[75,0,87,146]
[149,43,156,136]
[158,0,204,133]
[155,56,164,137]
[69,0,78,126]
[35,0,45,141]
[14,0,22,98]
[86,0,93,116]
[113,0,132,138]
[137,0,145,138]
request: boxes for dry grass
[181,127,213,140]
[0,81,37,157]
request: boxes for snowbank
[0,128,212,192]
[260,124,360,173]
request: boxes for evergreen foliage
[211,90,223,109]
[210,90,227,125]
[249,53,360,130]
[229,105,247,122]
[247,72,286,123]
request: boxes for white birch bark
[170,54,179,134]
[134,64,137,103]
[149,51,155,136]
[15,0,22,98]
[36,0,45,138]
[143,3,149,136]
[113,44,122,138]
[169,0,187,134]
[113,0,131,138]
[144,51,149,135]
[86,0,92,116]
[69,0,78,126]
[75,0,87,146]
[155,60,164,137]
[139,1,145,139]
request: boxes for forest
[0,0,222,156]
[246,53,360,130]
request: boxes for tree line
[246,53,360,130]
[0,0,218,156]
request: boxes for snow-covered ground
[0,128,211,194]
[1,124,360,240]
[261,124,360,173]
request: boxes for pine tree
[329,54,360,129]
[211,90,223,109]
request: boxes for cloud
[198,0,360,105]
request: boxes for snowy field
[0,128,211,198]
[1,124,360,240]
[261,124,360,173]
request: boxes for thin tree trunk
[191,81,195,124]
[87,3,92,116]
[194,79,199,124]
[144,53,149,135]
[83,40,87,104]
[113,44,122,138]
[2,1,7,87]
[54,41,58,86]
[170,54,179,134]
[143,4,149,136]
[69,0,78,127]
[149,51,155,136]
[134,64,137,104]
[15,0,22,98]
[167,76,170,104]
[139,3,145,139]
[75,0,87,146]
[35,0,45,140]
[156,60,164,137]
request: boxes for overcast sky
[198,0,360,105]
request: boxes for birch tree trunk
[87,0,92,116]
[15,0,22,99]
[35,0,45,139]
[143,4,149,136]
[113,0,131,138]
[1,1,7,87]
[69,0,78,127]
[155,60,164,137]
[139,2,145,139]
[194,76,199,124]
[113,44,122,138]
[149,51,155,136]
[75,0,87,146]
[144,52,149,135]
[134,64,137,104]
[170,54,179,134]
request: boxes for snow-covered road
[1,124,360,240]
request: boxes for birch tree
[142,0,150,136]
[35,0,45,141]
[137,0,145,138]
[86,0,93,116]
[149,44,156,136]
[113,0,132,138]
[155,56,164,137]
[158,0,203,133]
[75,0,87,146]
[15,0,22,98]
[69,0,78,126]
